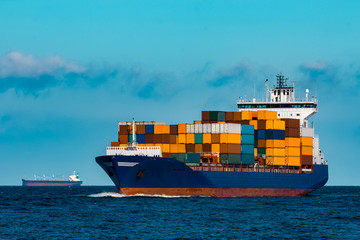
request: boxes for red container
[227,144,241,154]
[282,118,300,129]
[301,155,313,165]
[225,112,234,122]
[170,125,178,135]
[169,135,177,144]
[119,125,129,135]
[202,111,210,121]
[118,134,128,144]
[203,144,211,152]
[162,134,170,144]
[286,128,300,138]
[145,134,154,143]
[136,125,146,134]
[186,144,195,152]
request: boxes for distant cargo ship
[22,171,83,187]
[96,75,328,197]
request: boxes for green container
[240,154,254,164]
[209,111,219,121]
[170,153,186,163]
[220,154,242,164]
[258,148,266,155]
[185,153,200,163]
[194,134,203,144]
[254,140,258,148]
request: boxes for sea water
[0,186,359,239]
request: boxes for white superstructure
[237,74,325,165]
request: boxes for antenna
[132,118,136,146]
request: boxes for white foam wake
[88,192,191,198]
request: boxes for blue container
[255,130,265,139]
[241,154,255,164]
[241,144,254,155]
[137,134,146,144]
[186,153,201,163]
[241,124,254,135]
[145,125,154,134]
[194,134,203,144]
[241,134,254,145]
[217,111,225,121]
[265,130,285,140]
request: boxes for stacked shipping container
[113,110,313,167]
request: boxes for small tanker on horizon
[22,171,82,187]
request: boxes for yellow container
[258,110,278,120]
[178,144,186,153]
[254,148,258,156]
[249,120,258,130]
[266,148,285,157]
[265,120,274,129]
[266,140,285,148]
[186,134,195,144]
[194,120,202,124]
[273,156,286,166]
[301,137,313,147]
[285,138,300,147]
[203,133,212,144]
[273,120,285,130]
[301,146,313,155]
[178,124,186,134]
[285,147,300,157]
[178,134,186,144]
[241,111,253,120]
[170,144,178,153]
[220,134,228,143]
[119,144,127,147]
[212,144,220,153]
[227,134,241,144]
[286,156,301,166]
[162,144,170,153]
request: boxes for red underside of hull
[120,188,315,197]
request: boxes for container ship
[96,75,328,197]
[22,171,82,187]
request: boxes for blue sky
[0,0,359,185]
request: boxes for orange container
[266,140,285,148]
[285,147,300,156]
[178,134,186,144]
[301,146,313,155]
[194,120,202,124]
[285,138,300,147]
[227,134,241,144]
[251,111,258,119]
[266,148,285,157]
[154,125,170,134]
[178,144,186,153]
[178,124,186,134]
[136,125,146,134]
[162,144,170,153]
[186,134,195,144]
[301,137,313,147]
[119,144,128,147]
[273,120,285,130]
[169,135,177,144]
[241,111,252,120]
[249,120,258,130]
[111,142,120,147]
[220,134,228,143]
[170,144,178,153]
[203,133,212,144]
[258,110,278,120]
[286,156,301,166]
[118,135,128,144]
[265,120,274,130]
[211,144,220,153]
[272,156,286,166]
[254,148,258,156]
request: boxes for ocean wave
[88,192,191,198]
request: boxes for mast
[132,118,137,147]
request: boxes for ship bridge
[237,74,318,128]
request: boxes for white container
[202,124,212,133]
[300,127,314,137]
[186,124,195,134]
[195,124,203,134]
[227,123,242,134]
[211,123,220,134]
